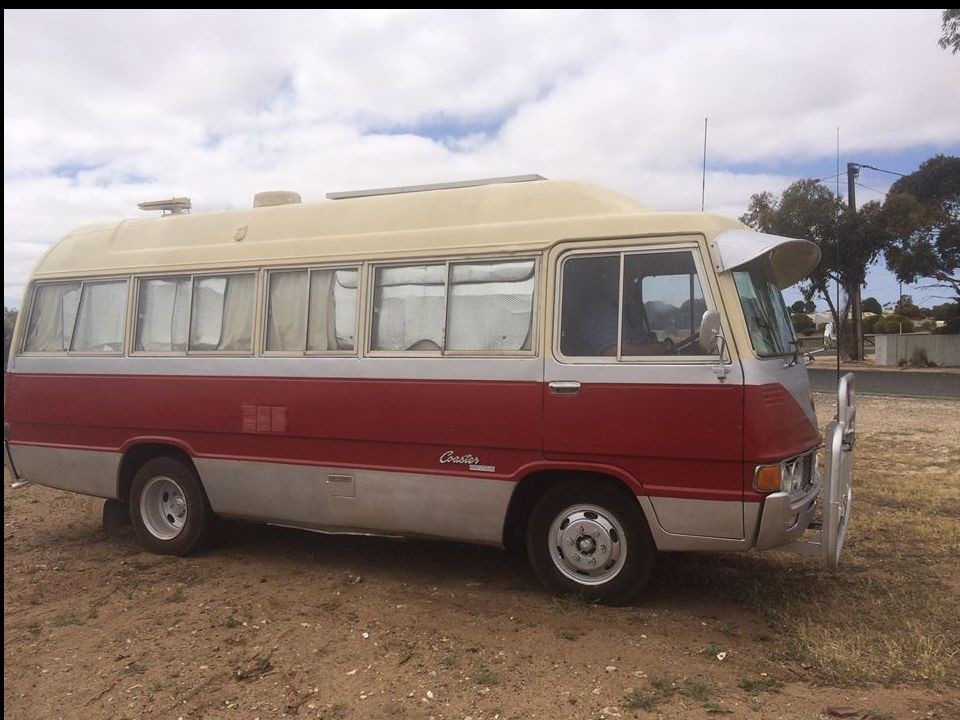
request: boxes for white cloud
[4,9,959,306]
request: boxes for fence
[874,333,960,367]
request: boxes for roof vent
[137,197,191,215]
[254,190,302,208]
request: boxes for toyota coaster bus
[4,175,855,604]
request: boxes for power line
[811,170,846,184]
[851,163,906,178]
[854,181,888,197]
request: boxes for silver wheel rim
[548,503,627,586]
[140,476,187,540]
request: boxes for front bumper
[754,474,821,550]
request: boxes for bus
[3,175,855,604]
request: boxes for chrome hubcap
[140,476,187,540]
[549,504,626,585]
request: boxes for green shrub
[873,315,915,334]
[791,313,815,334]
[908,348,936,368]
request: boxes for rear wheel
[526,480,656,605]
[129,457,215,556]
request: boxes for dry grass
[656,395,960,687]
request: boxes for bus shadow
[200,520,813,609]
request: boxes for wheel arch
[502,467,645,553]
[117,440,200,506]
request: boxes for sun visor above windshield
[709,229,821,288]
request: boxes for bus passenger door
[543,243,746,540]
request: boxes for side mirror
[823,321,835,349]
[698,309,722,353]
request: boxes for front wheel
[526,481,656,605]
[129,457,216,556]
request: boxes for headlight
[754,454,809,494]
[781,457,804,494]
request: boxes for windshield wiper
[753,314,791,357]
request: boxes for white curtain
[24,282,81,352]
[307,270,335,351]
[136,277,190,351]
[266,271,307,351]
[217,274,255,351]
[71,280,127,352]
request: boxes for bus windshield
[732,256,796,357]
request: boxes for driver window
[626,251,708,357]
[559,249,714,360]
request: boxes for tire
[129,456,216,556]
[526,480,656,605]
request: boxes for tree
[931,301,960,333]
[790,300,806,313]
[895,295,923,318]
[932,301,960,321]
[882,155,960,299]
[741,180,887,359]
[804,299,816,313]
[861,297,883,315]
[940,9,960,54]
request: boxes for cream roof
[32,179,750,279]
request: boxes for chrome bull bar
[785,372,855,569]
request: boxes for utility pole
[847,162,857,214]
[846,163,865,361]
[899,281,903,334]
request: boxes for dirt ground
[4,394,959,720]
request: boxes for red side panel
[5,374,543,481]
[7,373,818,503]
[743,383,819,464]
[543,382,745,501]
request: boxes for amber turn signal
[755,465,782,492]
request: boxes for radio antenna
[835,127,841,391]
[701,117,708,211]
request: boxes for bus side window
[370,259,536,354]
[265,267,359,353]
[371,264,446,352]
[70,280,129,353]
[309,268,358,352]
[266,270,308,352]
[446,259,535,352]
[22,281,82,352]
[189,273,255,352]
[136,276,191,352]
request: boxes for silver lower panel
[9,443,770,553]
[8,444,120,499]
[648,496,744,539]
[640,497,761,552]
[195,458,514,546]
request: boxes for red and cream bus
[4,175,855,604]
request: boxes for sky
[4,9,959,310]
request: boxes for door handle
[549,381,581,395]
